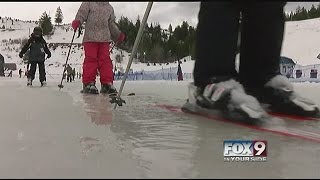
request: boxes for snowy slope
[0,17,195,76]
[1,16,320,77]
[282,18,320,66]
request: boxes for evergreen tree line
[37,6,63,36]
[116,16,196,63]
[285,4,320,21]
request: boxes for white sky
[0,2,318,29]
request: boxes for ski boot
[246,75,320,117]
[27,79,32,86]
[41,81,47,87]
[100,83,118,96]
[182,79,268,124]
[100,83,126,106]
[81,83,99,94]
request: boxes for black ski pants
[29,61,46,82]
[67,75,72,82]
[193,2,286,89]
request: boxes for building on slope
[280,56,296,78]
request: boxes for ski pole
[110,42,116,53]
[58,30,76,90]
[112,2,153,109]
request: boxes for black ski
[155,103,320,143]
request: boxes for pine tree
[55,6,63,26]
[316,3,320,18]
[301,7,308,20]
[308,5,317,19]
[39,11,53,35]
[168,24,172,36]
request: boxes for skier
[19,27,51,86]
[71,1,125,94]
[19,68,22,78]
[177,62,183,81]
[65,64,73,83]
[188,2,319,122]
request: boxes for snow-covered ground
[0,77,319,178]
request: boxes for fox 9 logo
[223,140,267,162]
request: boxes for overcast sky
[0,2,319,29]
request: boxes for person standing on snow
[19,27,51,86]
[19,68,22,78]
[190,2,319,122]
[177,62,183,81]
[65,64,73,83]
[71,2,125,94]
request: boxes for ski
[155,103,320,143]
[79,91,135,107]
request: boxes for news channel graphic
[223,140,267,162]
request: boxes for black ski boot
[100,83,118,96]
[81,83,99,94]
[247,75,320,117]
[27,78,32,86]
[182,79,268,124]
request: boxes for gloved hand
[116,32,125,44]
[19,52,23,58]
[72,20,80,31]
[46,53,51,59]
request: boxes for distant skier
[19,27,51,86]
[19,68,22,78]
[177,62,183,81]
[188,2,319,122]
[65,64,73,83]
[72,1,125,94]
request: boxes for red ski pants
[82,42,113,84]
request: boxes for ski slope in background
[1,16,320,77]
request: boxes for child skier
[19,27,51,86]
[72,2,125,94]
